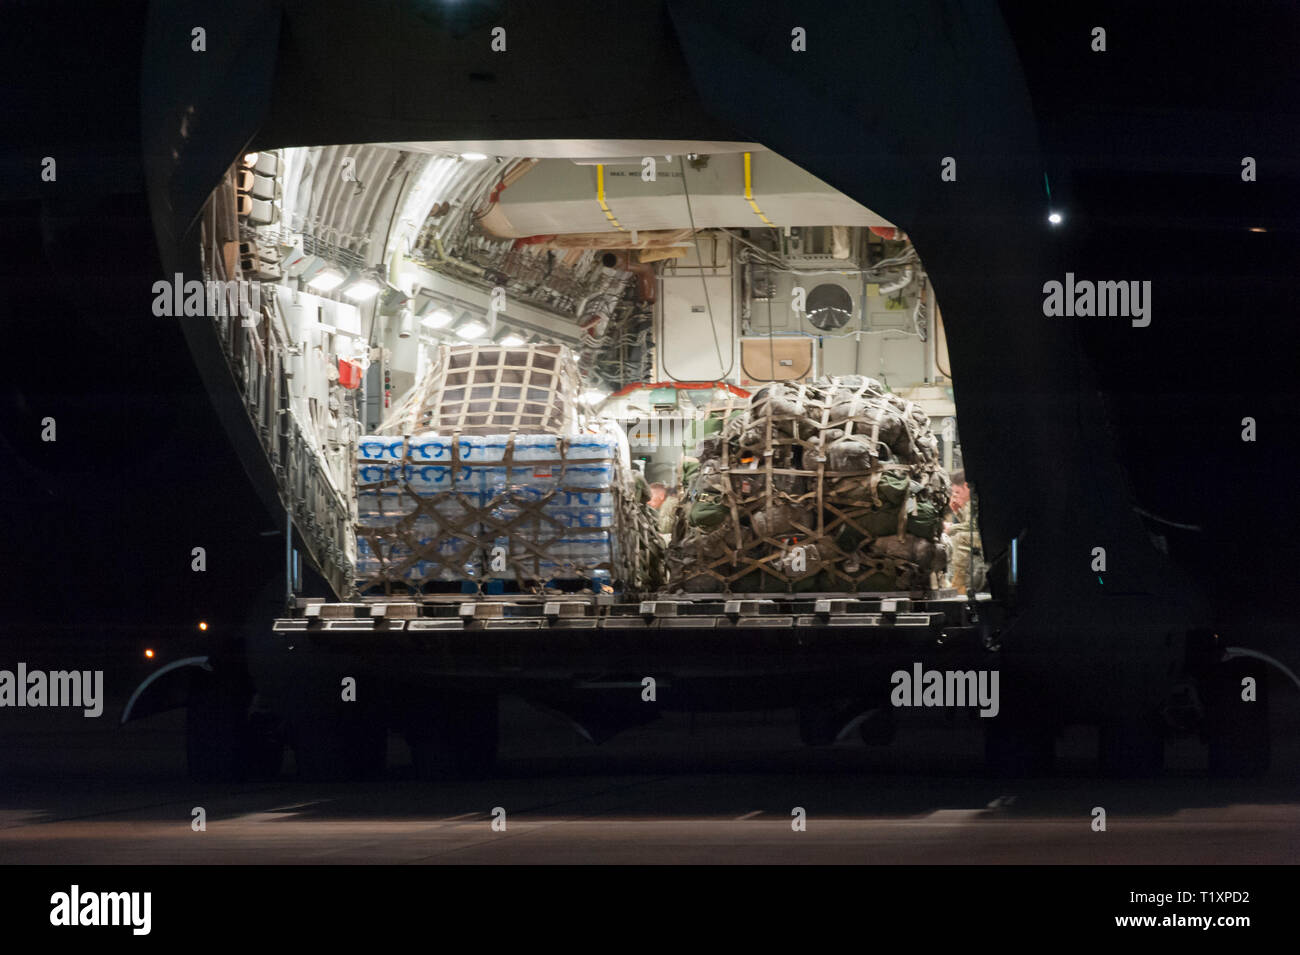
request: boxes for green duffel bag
[689,490,730,529]
[858,505,904,538]
[829,468,909,506]
[875,469,911,507]
[905,499,944,540]
[698,408,746,438]
[680,456,701,487]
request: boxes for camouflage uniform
[658,494,680,535]
[947,498,985,593]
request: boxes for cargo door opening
[194,140,985,601]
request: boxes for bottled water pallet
[352,344,665,597]
[353,429,660,596]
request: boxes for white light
[580,389,609,406]
[455,319,488,340]
[1048,212,1063,225]
[498,333,527,347]
[460,152,488,162]
[420,307,455,330]
[307,268,345,291]
[342,277,382,301]
[244,152,260,165]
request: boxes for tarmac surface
[1,690,1296,864]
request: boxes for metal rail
[202,182,357,598]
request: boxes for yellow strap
[743,153,774,226]
[596,164,627,231]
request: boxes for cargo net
[353,430,666,596]
[667,376,953,595]
[381,344,581,436]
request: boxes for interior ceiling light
[342,275,382,301]
[454,312,488,340]
[419,305,455,329]
[495,329,526,347]
[580,389,609,406]
[460,152,488,162]
[306,267,346,292]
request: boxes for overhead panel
[491,152,895,236]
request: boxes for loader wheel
[1205,658,1269,778]
[404,694,499,780]
[984,719,1055,777]
[1098,719,1165,778]
[186,675,284,783]
[291,709,386,781]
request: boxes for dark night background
[1,0,1297,673]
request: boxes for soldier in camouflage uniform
[657,487,680,536]
[945,469,985,594]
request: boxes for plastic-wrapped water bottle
[406,464,456,496]
[356,488,409,527]
[513,434,560,462]
[574,506,614,529]
[354,536,382,577]
[458,434,509,462]
[495,481,549,529]
[567,434,617,460]
[356,462,395,487]
[563,462,613,489]
[545,505,579,530]
[408,435,454,462]
[479,465,509,501]
[425,537,481,581]
[405,463,482,516]
[569,489,614,513]
[559,532,611,572]
[358,435,405,460]
[511,461,561,490]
